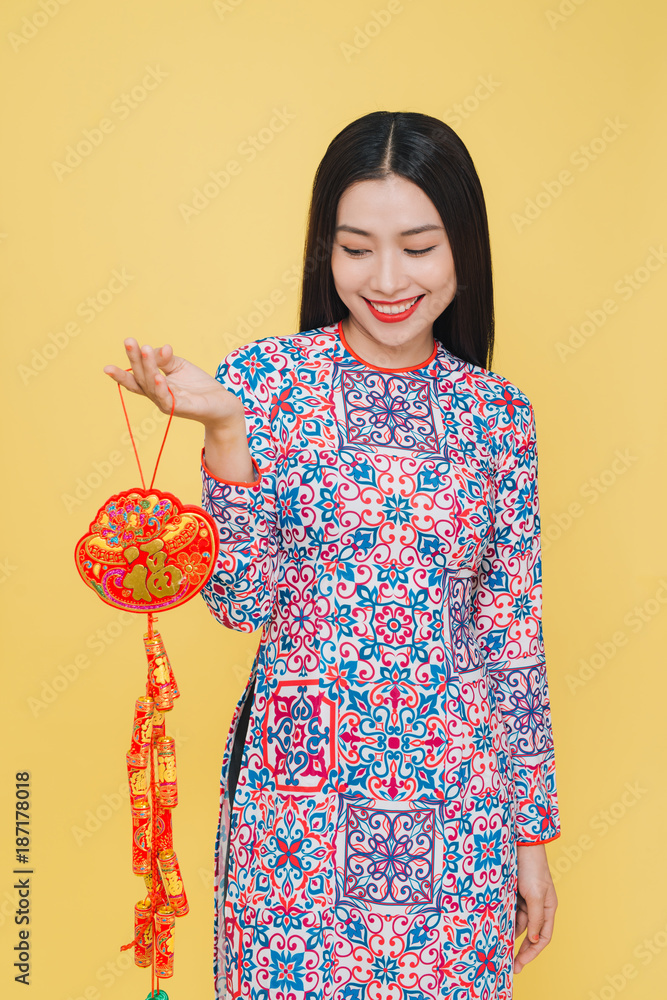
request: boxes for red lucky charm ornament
[74,384,219,999]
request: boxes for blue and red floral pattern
[202,320,561,999]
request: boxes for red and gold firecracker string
[121,613,185,994]
[75,384,218,998]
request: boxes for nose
[368,247,411,299]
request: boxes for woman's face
[330,173,457,352]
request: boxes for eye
[340,244,438,257]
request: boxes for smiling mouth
[362,294,425,323]
[363,294,424,315]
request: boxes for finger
[154,344,181,380]
[124,337,148,389]
[514,895,553,974]
[103,365,145,395]
[153,370,177,413]
[155,344,174,371]
[141,345,176,413]
[514,939,534,974]
[513,928,549,974]
[536,907,556,947]
[513,932,541,974]
[534,891,557,946]
[521,885,546,947]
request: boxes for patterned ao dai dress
[201,319,561,1000]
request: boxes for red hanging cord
[115,376,174,993]
[117,375,176,490]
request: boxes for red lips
[363,294,424,323]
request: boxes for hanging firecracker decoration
[74,384,219,1000]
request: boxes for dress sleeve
[470,392,561,845]
[200,346,280,633]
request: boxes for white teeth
[369,295,420,315]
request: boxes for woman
[105,111,561,1000]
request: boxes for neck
[340,317,435,370]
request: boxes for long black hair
[298,111,494,370]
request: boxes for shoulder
[444,356,538,468]
[454,357,535,432]
[215,327,337,393]
[215,333,298,393]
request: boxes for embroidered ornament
[74,383,218,998]
[75,490,217,612]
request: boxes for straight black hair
[298,111,494,370]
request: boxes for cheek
[331,256,362,298]
[425,259,457,299]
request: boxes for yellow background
[1,1,665,997]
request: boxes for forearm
[204,417,256,485]
[200,458,279,632]
[486,660,561,843]
[517,842,547,861]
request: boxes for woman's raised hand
[103,339,244,429]
[104,339,257,484]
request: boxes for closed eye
[341,246,438,257]
[405,246,437,256]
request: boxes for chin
[354,305,436,335]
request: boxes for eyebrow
[335,223,445,237]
